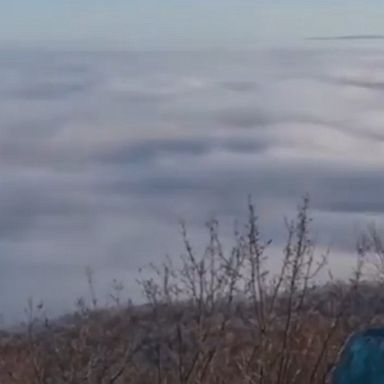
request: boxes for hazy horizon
[1,1,384,50]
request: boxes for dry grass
[0,197,382,384]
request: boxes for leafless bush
[0,197,375,384]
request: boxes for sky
[0,2,384,323]
[1,1,384,49]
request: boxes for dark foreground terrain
[1,199,384,384]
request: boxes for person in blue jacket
[332,328,384,384]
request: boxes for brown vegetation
[1,197,383,383]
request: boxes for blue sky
[1,1,384,49]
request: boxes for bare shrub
[0,198,372,384]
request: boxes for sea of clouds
[0,45,384,323]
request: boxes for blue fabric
[332,329,384,384]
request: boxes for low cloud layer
[308,35,384,41]
[0,47,383,323]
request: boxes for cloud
[307,35,384,41]
[9,81,91,100]
[0,48,383,322]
